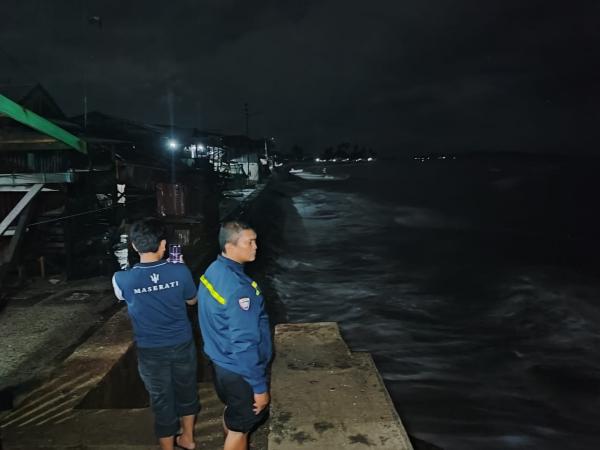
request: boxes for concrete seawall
[1,318,413,449]
[270,322,413,449]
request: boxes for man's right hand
[253,391,270,415]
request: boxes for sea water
[258,158,600,449]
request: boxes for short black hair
[129,218,165,253]
[219,220,253,252]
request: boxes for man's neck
[139,252,162,263]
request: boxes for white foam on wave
[358,253,384,263]
[382,369,469,382]
[393,205,467,230]
[275,257,314,270]
[304,213,340,220]
[492,271,596,333]
[293,189,389,232]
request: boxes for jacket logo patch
[238,297,251,311]
[150,273,159,284]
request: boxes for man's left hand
[253,391,270,415]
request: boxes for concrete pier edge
[269,322,413,449]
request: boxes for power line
[26,197,152,228]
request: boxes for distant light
[198,144,205,151]
[167,139,178,150]
[367,157,373,162]
[315,158,321,162]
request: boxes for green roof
[0,93,87,154]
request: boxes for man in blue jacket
[112,218,199,450]
[198,221,272,450]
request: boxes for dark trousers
[137,339,200,437]
[212,363,269,433]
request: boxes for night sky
[2,0,599,155]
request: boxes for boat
[290,170,349,181]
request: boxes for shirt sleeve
[112,273,125,301]
[180,266,197,300]
[227,285,268,393]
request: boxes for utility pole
[83,92,88,130]
[81,0,88,129]
[82,2,102,130]
[244,103,250,180]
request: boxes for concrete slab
[1,307,134,429]
[0,307,268,450]
[1,287,406,449]
[269,323,413,450]
[0,278,116,395]
[0,383,259,450]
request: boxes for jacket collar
[218,254,244,271]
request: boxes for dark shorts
[212,364,269,433]
[137,339,200,438]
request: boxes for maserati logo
[150,273,160,284]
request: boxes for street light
[167,139,178,183]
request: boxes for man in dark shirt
[112,218,199,450]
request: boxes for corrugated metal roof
[0,84,35,103]
[0,84,66,119]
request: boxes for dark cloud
[1,0,599,154]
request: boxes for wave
[261,179,600,449]
[274,257,314,270]
[393,205,468,230]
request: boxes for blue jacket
[198,255,272,393]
